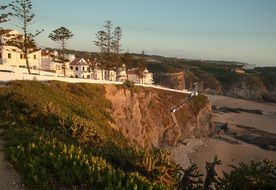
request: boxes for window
[33,55,36,59]
[20,54,26,59]
[75,75,78,78]
[0,53,2,59]
[70,66,73,70]
[75,67,78,71]
[87,75,90,79]
[8,53,11,59]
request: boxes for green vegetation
[1,123,167,189]
[0,81,175,189]
[189,95,209,115]
[178,157,276,190]
[0,81,275,189]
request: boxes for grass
[1,122,168,189]
[0,80,181,189]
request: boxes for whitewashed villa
[0,30,41,69]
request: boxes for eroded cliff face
[105,85,213,147]
[153,72,185,90]
[223,76,269,101]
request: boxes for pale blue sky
[2,0,276,66]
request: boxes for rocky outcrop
[153,72,185,90]
[223,75,269,101]
[105,85,213,147]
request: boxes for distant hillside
[139,54,276,102]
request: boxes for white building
[0,30,41,69]
[127,68,154,85]
[41,51,62,71]
[69,58,93,79]
[243,63,256,70]
[40,51,154,84]
[117,64,127,82]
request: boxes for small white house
[127,67,154,85]
[0,30,41,69]
[69,58,93,79]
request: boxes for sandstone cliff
[105,85,213,147]
[153,72,185,90]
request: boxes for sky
[2,0,276,66]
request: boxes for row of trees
[93,20,149,79]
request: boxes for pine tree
[48,26,73,77]
[104,20,112,54]
[94,21,123,80]
[0,3,12,36]
[7,0,43,74]
[112,26,122,55]
[203,156,221,190]
[0,3,11,24]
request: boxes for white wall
[0,48,41,68]
[0,68,192,94]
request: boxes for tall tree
[94,21,123,80]
[112,26,122,55]
[0,4,11,24]
[104,20,112,53]
[48,26,73,77]
[7,0,43,74]
[94,30,106,52]
[94,20,113,54]
[0,3,11,36]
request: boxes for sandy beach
[185,95,276,175]
[170,95,276,174]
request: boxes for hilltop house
[0,30,41,69]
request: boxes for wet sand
[190,95,276,175]
[191,138,276,176]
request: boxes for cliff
[105,85,213,147]
[158,70,270,101]
[0,81,213,148]
[0,81,213,189]
[222,75,269,101]
[153,72,186,90]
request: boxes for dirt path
[0,129,24,190]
